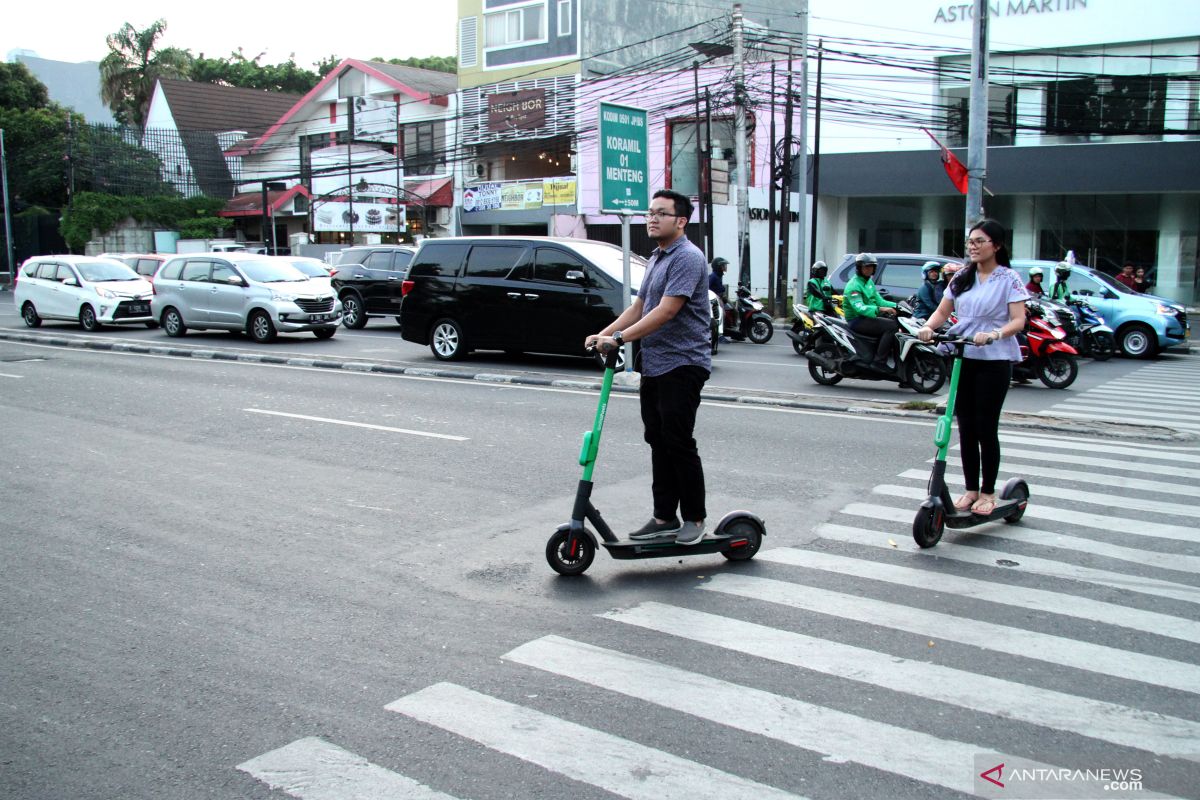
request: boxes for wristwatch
[612,330,624,346]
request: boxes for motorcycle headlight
[96,287,117,299]
[1053,329,1065,340]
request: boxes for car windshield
[566,242,646,290]
[77,261,140,282]
[238,260,308,283]
[285,259,329,277]
[1089,269,1134,294]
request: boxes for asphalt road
[2,307,1198,800]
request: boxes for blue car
[1012,260,1189,358]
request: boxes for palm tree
[99,19,191,128]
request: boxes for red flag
[922,128,968,195]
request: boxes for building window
[459,17,479,68]
[485,3,546,48]
[1047,76,1168,137]
[401,121,446,175]
[666,117,738,198]
[944,86,1016,147]
[300,131,348,186]
[557,0,571,36]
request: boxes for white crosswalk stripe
[238,386,1200,799]
[1039,354,1200,429]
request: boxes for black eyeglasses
[645,210,680,220]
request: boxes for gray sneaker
[675,520,706,546]
[628,517,681,540]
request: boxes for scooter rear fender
[713,510,767,537]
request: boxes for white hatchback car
[15,255,154,330]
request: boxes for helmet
[811,260,827,278]
[922,261,942,277]
[711,257,729,271]
[1055,261,1072,278]
[1029,266,1043,277]
[855,253,877,267]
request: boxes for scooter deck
[943,497,1023,529]
[601,532,750,560]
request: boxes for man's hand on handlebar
[878,306,896,317]
[585,334,618,353]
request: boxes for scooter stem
[935,347,964,461]
[580,354,618,482]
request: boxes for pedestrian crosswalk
[238,424,1200,798]
[1045,352,1200,431]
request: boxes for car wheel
[313,328,336,340]
[21,302,41,328]
[341,293,367,329]
[1118,324,1157,359]
[162,307,187,337]
[248,310,277,343]
[79,304,102,332]
[430,318,466,360]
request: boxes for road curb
[0,328,1191,441]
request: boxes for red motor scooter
[1012,299,1079,389]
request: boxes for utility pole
[809,40,824,267]
[693,61,707,260]
[767,61,777,314]
[732,3,751,289]
[796,0,810,305]
[1,129,13,283]
[775,49,794,319]
[965,0,990,229]
[704,89,715,259]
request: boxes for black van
[399,237,645,363]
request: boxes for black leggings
[848,315,899,362]
[956,358,1012,493]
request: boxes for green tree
[99,19,191,127]
[0,62,50,111]
[372,56,456,74]
[190,49,321,94]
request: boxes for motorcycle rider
[842,253,899,369]
[1049,261,1073,302]
[804,261,838,316]
[1025,266,1045,296]
[709,257,732,342]
[913,261,943,320]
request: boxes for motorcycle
[708,289,724,355]
[803,302,948,394]
[1013,299,1080,388]
[1051,297,1115,361]
[723,284,774,344]
[787,296,842,356]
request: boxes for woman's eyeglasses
[965,238,992,248]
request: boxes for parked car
[150,253,342,343]
[15,255,154,330]
[1010,260,1189,357]
[829,253,959,300]
[399,237,646,365]
[329,245,416,328]
[100,253,168,283]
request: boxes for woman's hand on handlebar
[917,326,934,342]
[972,330,996,346]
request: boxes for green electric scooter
[912,336,1030,548]
[545,345,765,576]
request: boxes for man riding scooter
[843,253,899,370]
[1049,261,1073,302]
[804,261,838,316]
[913,261,943,320]
[709,257,731,343]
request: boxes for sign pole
[620,211,632,370]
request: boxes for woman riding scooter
[1025,265,1045,296]
[804,261,838,316]
[913,261,943,320]
[843,253,899,370]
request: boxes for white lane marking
[895,469,1200,518]
[604,602,1200,759]
[757,546,1200,643]
[1079,388,1199,405]
[1048,409,1200,430]
[504,635,1061,797]
[0,371,23,378]
[874,483,1200,543]
[979,446,1200,479]
[702,573,1200,694]
[817,520,1200,605]
[243,409,468,441]
[237,737,461,800]
[1055,404,1200,423]
[938,457,1198,499]
[997,433,1200,458]
[386,682,804,800]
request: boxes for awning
[404,176,453,207]
[220,185,312,217]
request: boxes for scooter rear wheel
[720,518,763,561]
[546,529,595,575]
[913,505,945,548]
[1000,479,1030,524]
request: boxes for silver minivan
[151,253,342,342]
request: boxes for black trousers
[848,315,899,362]
[640,365,709,523]
[956,358,1012,493]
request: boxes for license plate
[129,303,150,315]
[310,313,330,322]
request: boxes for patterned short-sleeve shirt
[946,265,1029,362]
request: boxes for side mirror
[565,270,586,282]
[1105,290,1118,300]
[63,278,79,286]
[227,275,245,285]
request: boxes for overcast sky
[3,2,458,67]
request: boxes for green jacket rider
[842,270,897,321]
[804,261,837,315]
[1049,262,1073,301]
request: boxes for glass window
[181,261,211,282]
[557,0,571,35]
[466,245,526,278]
[484,4,545,47]
[21,262,39,278]
[159,260,184,281]
[34,262,55,279]
[76,260,138,282]
[363,251,392,269]
[1047,76,1167,136]
[211,262,238,283]
[879,262,925,291]
[238,260,307,283]
[135,258,159,277]
[410,243,470,276]
[54,264,76,282]
[533,248,587,283]
[394,250,414,270]
[667,117,737,197]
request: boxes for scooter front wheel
[748,316,774,344]
[546,529,595,575]
[913,505,945,548]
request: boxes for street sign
[599,102,648,214]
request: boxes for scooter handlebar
[586,343,622,370]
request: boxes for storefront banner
[313,201,405,232]
[462,183,503,212]
[503,183,543,210]
[543,178,577,206]
[463,178,577,213]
